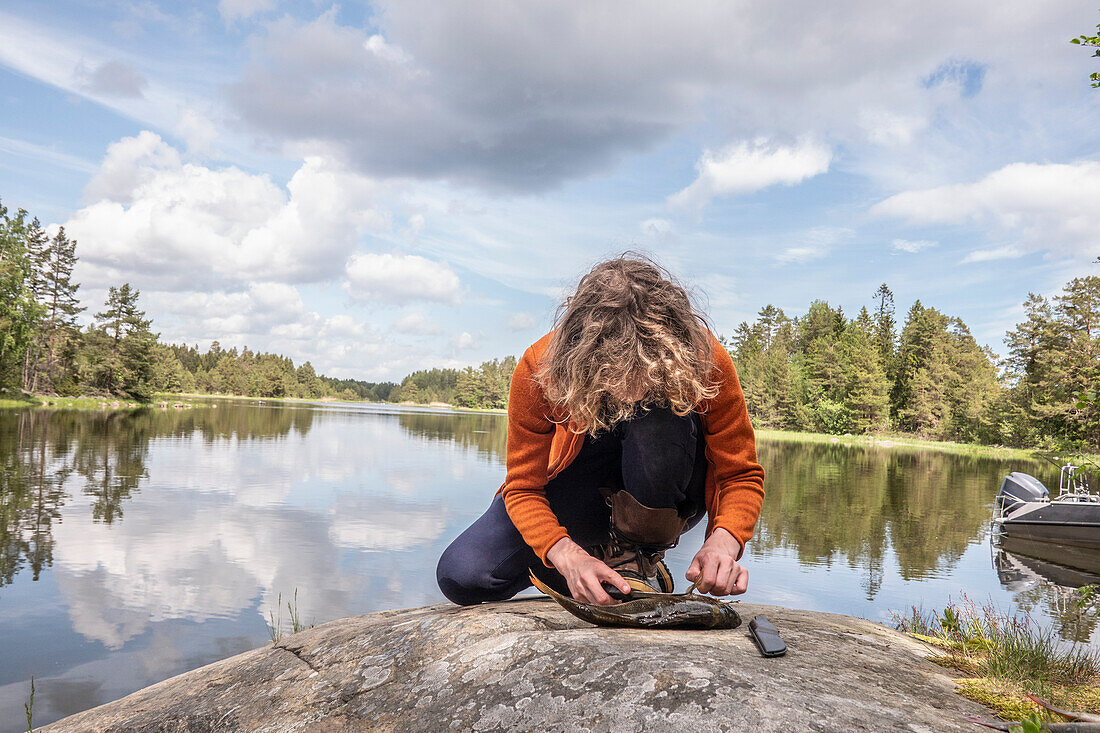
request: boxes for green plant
[268,593,283,644]
[1010,713,1044,733]
[287,588,310,633]
[893,598,1100,720]
[1070,17,1100,88]
[266,588,314,644]
[24,676,34,732]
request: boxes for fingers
[715,558,735,595]
[697,552,720,594]
[596,564,631,596]
[690,552,748,596]
[570,561,627,605]
[685,557,701,582]
[580,573,618,605]
[731,564,749,595]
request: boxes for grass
[0,392,209,411]
[893,596,1100,722]
[755,428,1040,459]
[266,588,314,644]
[0,393,154,410]
[24,676,33,732]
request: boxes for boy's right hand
[546,537,631,605]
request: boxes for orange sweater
[498,331,765,566]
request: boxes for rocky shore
[42,598,992,732]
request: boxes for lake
[0,400,1096,729]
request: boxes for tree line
[727,277,1099,451]
[0,198,514,409]
[1,201,160,400]
[3,197,1096,447]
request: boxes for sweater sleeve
[500,347,570,566]
[700,333,766,559]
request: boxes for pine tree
[84,284,157,399]
[27,227,84,393]
[20,218,50,388]
[872,283,896,379]
[842,309,890,433]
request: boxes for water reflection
[0,402,1091,730]
[397,410,507,461]
[753,441,1044,590]
[994,539,1100,644]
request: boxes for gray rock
[41,599,989,732]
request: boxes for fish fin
[529,571,592,610]
[528,571,565,601]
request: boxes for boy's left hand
[686,527,748,596]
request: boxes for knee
[436,543,486,606]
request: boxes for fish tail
[529,571,595,616]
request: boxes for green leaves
[1070,18,1100,87]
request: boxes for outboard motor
[995,472,1049,518]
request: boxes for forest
[0,199,511,409]
[726,279,1099,451]
[2,198,1097,449]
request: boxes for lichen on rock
[42,599,994,732]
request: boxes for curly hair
[535,253,718,435]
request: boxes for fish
[528,571,742,630]
[963,715,1100,732]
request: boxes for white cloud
[858,109,928,147]
[506,312,536,331]
[961,245,1023,264]
[669,138,832,209]
[871,161,1100,260]
[344,253,461,304]
[450,331,478,351]
[174,108,219,156]
[774,226,851,264]
[776,246,825,264]
[0,136,96,173]
[641,218,673,236]
[218,0,275,22]
[0,10,207,135]
[393,311,442,335]
[225,1,1085,192]
[891,238,937,253]
[66,132,389,290]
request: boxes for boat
[991,464,1100,551]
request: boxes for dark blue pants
[436,407,708,605]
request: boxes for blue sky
[0,0,1097,380]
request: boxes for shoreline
[0,391,1087,459]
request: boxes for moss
[953,677,1100,723]
[955,678,1043,720]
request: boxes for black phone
[748,615,787,657]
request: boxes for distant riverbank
[754,428,1042,460]
[0,391,1085,460]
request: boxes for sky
[0,0,1097,381]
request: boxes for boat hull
[998,501,1100,550]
